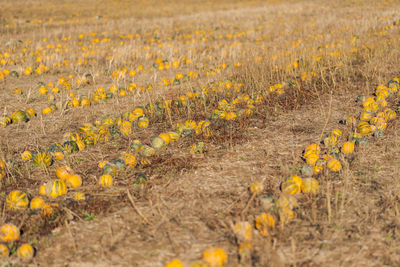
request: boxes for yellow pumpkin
[159,133,171,144]
[304,143,320,155]
[360,111,372,121]
[167,132,180,142]
[331,128,342,137]
[341,141,355,154]
[327,159,341,172]
[30,197,45,209]
[255,213,275,236]
[6,190,29,210]
[202,247,228,267]
[17,244,34,261]
[32,152,53,168]
[56,166,75,180]
[65,174,82,188]
[120,121,132,136]
[281,176,303,195]
[45,179,67,198]
[301,178,319,194]
[0,224,20,242]
[165,259,184,267]
[305,152,319,166]
[99,174,113,187]
[357,122,371,135]
[21,151,32,161]
[0,243,9,257]
[137,116,149,128]
[121,153,136,168]
[25,108,36,118]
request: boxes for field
[1,0,400,266]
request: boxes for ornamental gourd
[139,145,155,157]
[0,224,20,242]
[11,110,28,123]
[102,163,118,176]
[249,182,264,195]
[151,137,166,150]
[341,141,355,154]
[21,151,32,161]
[33,151,53,167]
[17,244,34,261]
[281,176,303,195]
[6,190,29,210]
[275,194,298,209]
[159,133,171,144]
[62,140,79,153]
[30,197,45,209]
[120,121,132,136]
[301,178,319,194]
[255,213,275,236]
[305,152,319,166]
[165,259,184,267]
[202,247,228,267]
[167,132,180,142]
[137,116,149,128]
[357,122,371,135]
[65,174,82,188]
[56,166,75,180]
[327,159,341,172]
[45,179,67,198]
[99,174,113,187]
[130,140,143,152]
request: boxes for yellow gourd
[202,247,228,267]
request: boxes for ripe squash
[139,145,155,157]
[62,141,79,154]
[313,165,323,175]
[21,151,32,161]
[305,152,319,166]
[17,244,34,261]
[0,243,9,258]
[30,197,45,209]
[121,153,136,168]
[11,110,28,123]
[113,158,126,170]
[120,121,132,136]
[65,174,82,188]
[0,116,12,127]
[6,190,29,210]
[45,180,67,198]
[304,143,320,155]
[137,116,149,128]
[255,213,275,236]
[341,141,355,154]
[25,108,36,118]
[360,111,372,121]
[159,133,171,144]
[281,176,303,195]
[130,140,143,152]
[102,163,118,176]
[99,174,113,187]
[165,259,184,267]
[327,159,341,172]
[202,247,228,267]
[167,132,180,142]
[56,166,75,180]
[331,128,342,137]
[151,136,166,150]
[357,122,371,135]
[0,224,20,242]
[301,178,319,194]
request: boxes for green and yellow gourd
[151,136,166,150]
[102,163,118,176]
[301,178,319,194]
[137,116,149,128]
[11,110,28,123]
[139,145,155,157]
[62,140,79,153]
[45,180,67,198]
[357,121,372,135]
[281,175,303,195]
[0,223,20,242]
[130,140,143,152]
[6,190,29,210]
[33,151,53,167]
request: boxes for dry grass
[1,0,400,266]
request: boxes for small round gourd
[56,166,75,180]
[301,178,319,194]
[327,159,341,172]
[6,190,29,210]
[17,243,34,261]
[21,151,32,161]
[0,223,20,242]
[139,145,155,157]
[99,174,113,187]
[32,152,53,168]
[151,136,166,150]
[249,182,264,195]
[233,221,252,242]
[45,179,67,198]
[357,122,371,135]
[30,197,45,209]
[341,141,355,154]
[65,174,82,188]
[305,152,319,166]
[281,176,303,195]
[202,247,228,267]
[11,110,28,123]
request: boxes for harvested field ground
[1,0,400,266]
